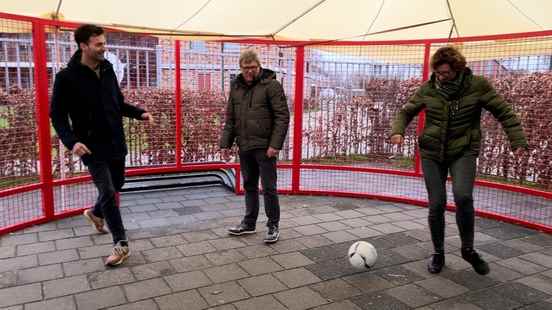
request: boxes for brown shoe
[83,209,107,234]
[105,241,130,267]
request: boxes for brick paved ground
[1,186,552,309]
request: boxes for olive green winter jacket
[391,68,527,162]
[220,68,290,151]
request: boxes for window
[198,73,211,91]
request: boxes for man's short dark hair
[74,24,105,46]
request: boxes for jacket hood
[235,68,276,87]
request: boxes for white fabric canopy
[1,0,551,41]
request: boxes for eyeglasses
[435,70,453,77]
[240,65,259,72]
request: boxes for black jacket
[220,68,290,151]
[50,50,145,163]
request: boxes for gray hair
[239,49,261,67]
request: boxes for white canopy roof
[1,0,551,41]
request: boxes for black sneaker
[427,253,445,274]
[228,224,256,236]
[461,247,490,275]
[264,226,279,243]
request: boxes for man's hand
[390,134,404,145]
[72,142,91,157]
[141,112,154,125]
[266,147,279,158]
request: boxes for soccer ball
[348,241,378,270]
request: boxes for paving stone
[497,257,547,275]
[164,270,212,291]
[0,270,16,288]
[516,275,552,295]
[63,258,105,276]
[206,249,246,266]
[177,241,217,256]
[55,236,94,250]
[209,238,247,251]
[1,233,38,246]
[75,286,126,310]
[373,265,426,286]
[181,230,219,242]
[273,286,328,310]
[237,245,277,258]
[296,235,334,248]
[269,239,308,253]
[25,296,76,310]
[503,238,544,253]
[386,283,441,307]
[0,283,42,308]
[0,246,15,259]
[440,269,499,291]
[78,244,114,259]
[155,289,208,310]
[305,257,362,280]
[343,272,395,293]
[317,221,351,232]
[477,242,525,259]
[493,282,552,305]
[238,274,287,297]
[371,223,406,234]
[88,267,135,289]
[292,216,323,226]
[16,241,55,256]
[483,225,537,241]
[310,278,362,300]
[131,261,176,280]
[169,255,213,272]
[322,231,358,243]
[334,210,365,219]
[150,235,187,247]
[234,295,287,310]
[0,255,37,273]
[390,237,428,256]
[293,225,328,236]
[392,221,426,230]
[312,213,344,222]
[38,229,75,242]
[142,246,183,262]
[17,264,63,284]
[415,276,469,298]
[312,300,362,310]
[107,299,158,310]
[465,288,522,310]
[428,297,484,310]
[123,278,171,302]
[273,267,322,288]
[238,257,283,276]
[43,275,90,299]
[199,281,249,307]
[38,249,79,265]
[519,252,552,269]
[271,252,314,269]
[350,291,410,310]
[204,263,249,283]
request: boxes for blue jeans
[422,155,476,253]
[87,157,127,244]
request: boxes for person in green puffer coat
[391,46,528,276]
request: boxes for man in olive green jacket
[391,46,527,275]
[220,49,290,243]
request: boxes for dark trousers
[87,157,127,244]
[422,155,477,253]
[239,149,280,228]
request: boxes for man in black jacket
[50,24,153,267]
[220,50,290,243]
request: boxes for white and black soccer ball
[348,241,378,270]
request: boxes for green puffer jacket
[391,68,527,162]
[220,68,290,151]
